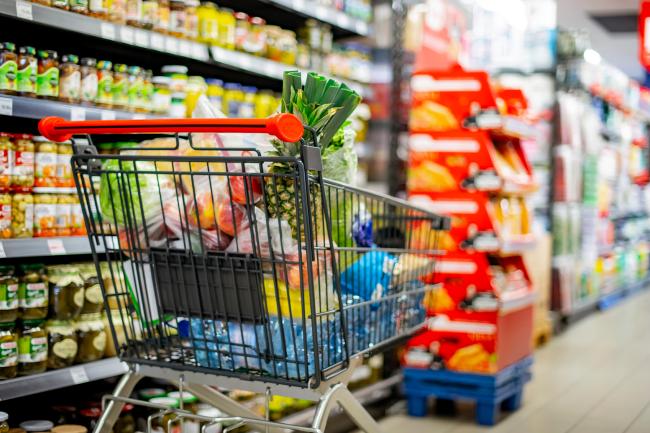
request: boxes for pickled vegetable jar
[34,136,57,187]
[112,63,129,109]
[75,313,106,362]
[0,266,19,323]
[46,319,78,369]
[17,46,37,97]
[0,192,11,239]
[152,76,171,114]
[79,264,103,314]
[80,57,98,104]
[56,194,74,237]
[96,60,113,108]
[71,194,85,236]
[18,320,48,375]
[12,133,35,189]
[0,133,14,189]
[11,192,34,238]
[36,50,59,100]
[49,265,84,320]
[0,322,18,379]
[34,193,57,238]
[59,54,81,104]
[19,264,48,320]
[0,42,18,94]
[57,140,74,188]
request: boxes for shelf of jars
[262,0,371,35]
[0,0,371,97]
[0,236,111,258]
[0,357,127,401]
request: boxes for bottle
[169,0,186,38]
[59,54,81,104]
[16,46,37,97]
[95,60,113,108]
[125,0,143,27]
[36,50,59,100]
[141,0,158,29]
[0,42,18,94]
[155,0,170,33]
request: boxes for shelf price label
[134,30,149,47]
[0,242,5,259]
[16,1,33,20]
[101,110,116,120]
[0,97,12,116]
[69,367,89,384]
[47,239,66,255]
[151,33,165,51]
[178,40,192,56]
[100,23,116,40]
[70,107,85,121]
[165,37,179,54]
[120,27,135,45]
[191,43,207,60]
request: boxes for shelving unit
[0,236,110,258]
[0,358,127,401]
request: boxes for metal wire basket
[40,114,449,390]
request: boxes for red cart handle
[38,113,304,143]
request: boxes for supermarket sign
[640,0,650,71]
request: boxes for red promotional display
[404,65,537,374]
[640,0,650,71]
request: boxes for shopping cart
[39,114,450,433]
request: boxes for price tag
[263,61,276,76]
[0,97,12,116]
[69,367,89,384]
[238,54,252,69]
[101,110,116,120]
[132,113,146,119]
[178,40,191,56]
[134,30,149,47]
[339,14,351,28]
[165,37,179,54]
[292,0,306,11]
[16,1,33,20]
[100,22,116,40]
[120,26,135,45]
[70,107,86,121]
[0,242,5,259]
[47,239,66,255]
[211,46,225,62]
[191,43,206,60]
[314,5,327,19]
[151,33,165,51]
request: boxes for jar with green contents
[37,50,60,99]
[96,60,113,108]
[75,313,106,363]
[206,78,223,114]
[142,69,153,113]
[0,42,18,94]
[16,46,37,96]
[79,263,103,314]
[18,319,48,375]
[11,192,33,238]
[0,265,19,323]
[161,65,188,93]
[112,64,129,109]
[152,76,172,114]
[126,65,142,112]
[46,319,78,369]
[0,322,18,379]
[167,391,199,413]
[19,264,48,320]
[49,265,84,321]
[238,86,256,117]
[222,82,242,117]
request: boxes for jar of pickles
[112,63,129,109]
[141,0,158,30]
[37,50,60,100]
[71,194,85,236]
[0,322,18,379]
[34,136,58,187]
[59,54,81,104]
[79,264,102,314]
[169,0,187,38]
[127,65,143,112]
[34,193,57,237]
[0,266,18,323]
[80,57,98,105]
[18,319,48,375]
[75,313,106,363]
[0,191,10,239]
[56,194,74,237]
[17,46,37,97]
[49,265,84,320]
[19,264,48,320]
[46,319,78,369]
[11,192,33,238]
[152,76,171,114]
[12,134,35,189]
[155,0,170,33]
[57,140,74,188]
[0,133,13,189]
[96,60,113,108]
[243,16,266,56]
[0,42,18,94]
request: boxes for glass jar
[11,192,34,238]
[234,12,249,52]
[0,133,13,189]
[296,42,309,69]
[152,76,171,114]
[89,0,108,18]
[34,193,57,238]
[18,264,48,320]
[69,0,88,14]
[0,266,18,323]
[127,65,143,112]
[222,82,242,117]
[0,42,18,94]
[169,0,186,37]
[46,319,78,369]
[80,57,97,105]
[56,194,74,237]
[49,265,84,320]
[149,397,179,433]
[75,313,106,363]
[71,194,85,236]
[18,320,48,375]
[126,0,143,27]
[243,17,266,56]
[17,46,37,97]
[59,54,81,104]
[79,264,102,314]
[109,0,126,23]
[184,0,199,40]
[166,391,198,413]
[12,134,35,189]
[155,0,170,33]
[20,421,54,433]
[142,69,154,113]
[34,136,58,187]
[113,404,135,433]
[141,0,158,29]
[218,7,235,50]
[279,30,297,65]
[96,60,113,108]
[265,26,283,62]
[161,65,187,93]
[169,93,186,117]
[57,140,74,188]
[0,191,11,239]
[206,78,223,114]
[37,50,60,100]
[0,322,18,379]
[185,75,206,116]
[52,0,69,10]
[112,63,129,109]
[239,86,256,117]
[0,413,8,433]
[197,2,219,44]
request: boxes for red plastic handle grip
[38,113,304,143]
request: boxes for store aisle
[366,291,650,433]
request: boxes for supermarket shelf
[0,94,157,121]
[0,0,370,97]
[0,236,105,258]
[0,357,128,401]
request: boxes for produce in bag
[226,208,298,257]
[322,123,358,184]
[339,251,397,302]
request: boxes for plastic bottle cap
[139,388,167,400]
[149,397,180,408]
[161,65,189,75]
[20,421,55,432]
[0,412,8,422]
[167,391,199,403]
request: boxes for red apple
[216,200,246,236]
[229,175,262,204]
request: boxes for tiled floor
[361,290,650,433]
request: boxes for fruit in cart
[187,190,217,230]
[228,175,263,205]
[215,200,246,237]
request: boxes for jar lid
[249,16,265,26]
[62,54,79,64]
[150,397,180,408]
[45,319,76,334]
[167,391,199,403]
[128,65,141,75]
[81,57,96,67]
[242,86,257,93]
[114,63,128,73]
[206,78,223,86]
[20,420,54,432]
[152,76,171,85]
[161,65,189,75]
[224,82,240,90]
[51,426,86,433]
[0,412,7,422]
[19,46,36,55]
[2,42,16,52]
[97,60,112,70]
[234,11,249,20]
[38,50,58,59]
[12,133,33,140]
[139,387,167,400]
